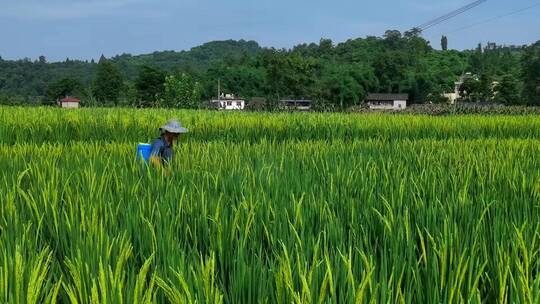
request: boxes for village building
[443,73,484,104]
[443,81,463,104]
[365,94,407,110]
[59,97,80,109]
[281,99,313,111]
[211,94,245,110]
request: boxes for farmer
[150,119,188,166]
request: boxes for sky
[0,0,538,62]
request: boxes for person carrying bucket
[149,119,189,166]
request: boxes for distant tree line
[0,34,539,109]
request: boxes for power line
[417,0,486,30]
[414,0,487,32]
[445,3,540,34]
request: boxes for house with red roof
[59,96,80,109]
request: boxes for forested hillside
[0,40,262,99]
[1,32,538,108]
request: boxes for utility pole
[217,79,221,101]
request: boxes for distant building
[211,94,245,110]
[281,99,313,111]
[443,73,477,104]
[444,81,463,104]
[443,73,502,103]
[59,97,80,109]
[486,42,497,51]
[365,94,407,110]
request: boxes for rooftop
[60,97,80,103]
[366,93,408,101]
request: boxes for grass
[1,106,540,303]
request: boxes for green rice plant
[0,242,61,303]
[1,106,540,302]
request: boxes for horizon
[0,35,535,63]
[1,0,539,62]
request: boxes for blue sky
[0,0,538,62]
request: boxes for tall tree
[478,73,494,101]
[319,64,365,109]
[134,65,166,107]
[374,50,408,93]
[469,43,484,74]
[406,72,436,104]
[441,36,448,51]
[46,78,84,101]
[261,50,288,99]
[459,76,481,102]
[92,58,124,104]
[383,30,403,49]
[522,41,540,105]
[318,38,334,58]
[494,74,522,105]
[161,73,202,108]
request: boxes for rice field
[1,106,540,303]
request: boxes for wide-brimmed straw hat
[160,119,188,134]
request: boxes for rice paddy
[1,106,540,303]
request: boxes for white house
[211,94,245,110]
[442,81,463,104]
[443,73,477,104]
[59,97,80,109]
[365,94,408,110]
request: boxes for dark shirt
[150,136,173,164]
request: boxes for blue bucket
[136,143,152,164]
